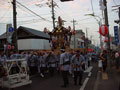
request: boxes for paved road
[1,63,98,90]
[97,67,120,90]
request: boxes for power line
[0,13,51,18]
[16,1,52,23]
[55,6,72,20]
[0,5,11,22]
[77,17,93,22]
[54,10,68,21]
[16,4,35,17]
[18,16,52,23]
[17,4,51,19]
[112,0,117,5]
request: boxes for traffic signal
[60,0,73,2]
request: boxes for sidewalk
[96,66,120,90]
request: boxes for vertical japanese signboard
[114,26,119,46]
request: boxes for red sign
[99,25,108,36]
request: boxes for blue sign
[114,26,119,46]
[8,27,14,32]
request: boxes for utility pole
[72,19,76,49]
[90,35,92,44]
[103,0,110,50]
[98,21,102,49]
[12,0,18,51]
[86,28,88,49]
[51,0,55,29]
[85,14,103,49]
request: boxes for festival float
[44,16,74,51]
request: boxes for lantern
[44,27,47,33]
[99,25,108,36]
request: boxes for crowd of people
[98,50,120,72]
[0,49,120,88]
[0,49,93,87]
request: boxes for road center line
[79,78,89,90]
[88,72,92,77]
[84,66,93,73]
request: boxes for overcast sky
[0,0,120,46]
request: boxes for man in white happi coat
[38,51,47,77]
[60,49,70,88]
[71,51,84,86]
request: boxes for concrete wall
[18,39,50,50]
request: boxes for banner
[114,26,119,46]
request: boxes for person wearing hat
[71,50,84,86]
[60,49,70,88]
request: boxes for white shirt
[98,60,102,67]
[60,53,70,71]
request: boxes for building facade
[0,26,51,51]
[70,29,85,49]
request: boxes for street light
[85,13,102,25]
[85,13,102,49]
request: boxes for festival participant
[71,50,84,86]
[60,49,70,88]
